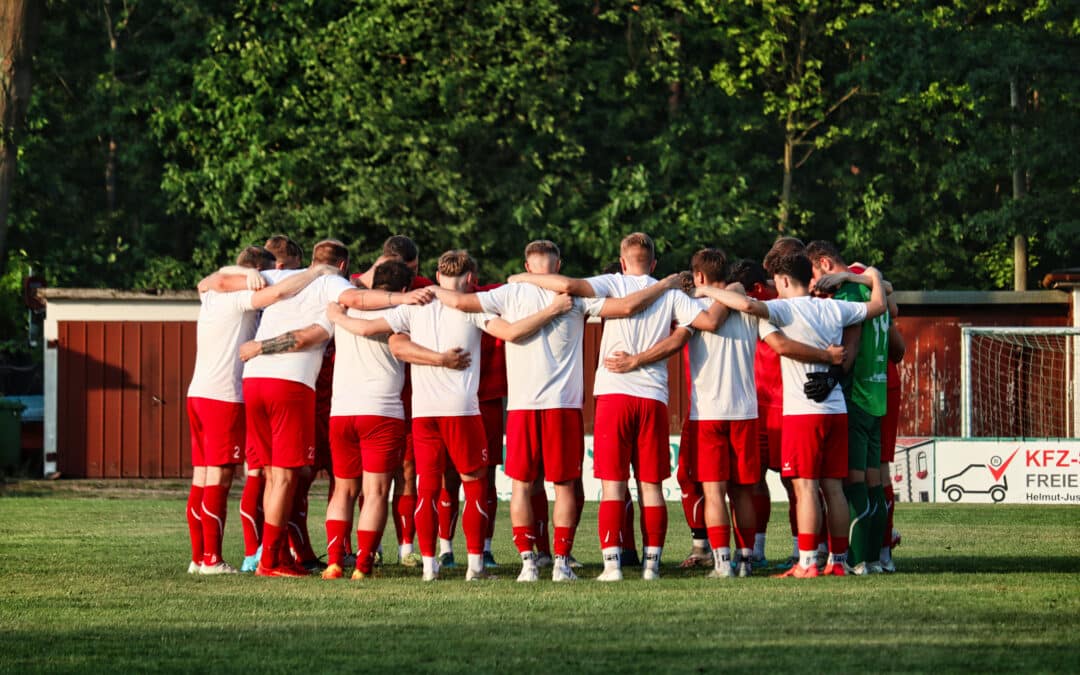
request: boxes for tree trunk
[779,133,793,233]
[1010,76,1027,290]
[0,0,42,278]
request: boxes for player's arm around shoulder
[325,302,394,337]
[248,264,340,310]
[239,323,330,362]
[506,272,597,297]
[430,286,485,313]
[483,292,573,343]
[603,326,692,374]
[388,333,472,370]
[693,284,769,319]
[598,273,680,319]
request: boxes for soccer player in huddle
[510,232,722,581]
[439,239,681,581]
[238,239,433,577]
[695,253,886,577]
[327,249,572,581]
[186,246,338,574]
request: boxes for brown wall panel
[84,323,106,478]
[121,323,142,477]
[140,323,164,478]
[102,323,125,477]
[58,322,87,477]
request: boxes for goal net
[961,327,1080,438]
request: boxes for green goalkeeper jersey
[835,280,889,416]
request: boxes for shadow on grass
[897,555,1080,575]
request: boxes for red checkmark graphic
[988,448,1020,482]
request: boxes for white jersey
[477,284,604,411]
[685,298,759,421]
[331,307,405,419]
[384,299,495,418]
[763,295,868,415]
[242,271,354,389]
[587,274,702,403]
[187,289,257,403]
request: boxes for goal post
[961,326,1080,439]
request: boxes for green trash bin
[0,398,25,473]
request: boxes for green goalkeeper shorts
[846,400,882,472]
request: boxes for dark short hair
[236,246,276,270]
[312,239,350,267]
[805,240,846,268]
[771,254,813,287]
[371,259,415,292]
[763,236,805,275]
[727,258,769,288]
[601,260,622,275]
[690,248,727,283]
[382,235,419,263]
[265,235,302,262]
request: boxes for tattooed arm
[239,324,330,362]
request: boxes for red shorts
[313,388,332,472]
[593,394,671,483]
[758,403,783,471]
[680,419,760,485]
[187,397,244,467]
[479,398,505,466]
[329,415,406,478]
[242,378,316,469]
[412,415,489,479]
[780,414,848,480]
[881,385,900,464]
[505,408,585,483]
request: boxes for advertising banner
[935,439,1080,504]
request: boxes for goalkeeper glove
[804,365,844,403]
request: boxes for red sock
[512,525,536,554]
[393,494,417,545]
[239,475,264,556]
[186,485,204,565]
[201,484,229,566]
[752,492,771,534]
[784,483,798,537]
[461,479,487,555]
[734,527,755,551]
[640,505,668,549]
[288,483,316,562]
[531,489,551,554]
[553,526,575,557]
[438,487,459,541]
[797,532,817,553]
[415,491,439,557]
[485,477,498,540]
[680,483,706,531]
[883,485,896,546]
[355,528,380,574]
[260,522,284,569]
[598,500,625,549]
[707,525,731,552]
[621,492,637,552]
[829,535,849,555]
[325,519,348,566]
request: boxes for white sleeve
[670,290,702,328]
[835,299,869,327]
[584,274,618,298]
[758,316,779,339]
[582,297,606,317]
[232,290,256,313]
[384,306,413,334]
[326,275,356,304]
[466,311,499,330]
[477,286,510,316]
[764,299,790,327]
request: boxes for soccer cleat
[552,564,578,582]
[241,545,263,573]
[566,554,583,569]
[815,550,829,569]
[736,560,754,578]
[373,550,383,567]
[534,552,553,568]
[438,552,457,569]
[620,549,642,567]
[850,562,871,576]
[301,558,328,573]
[350,569,368,581]
[880,558,897,574]
[516,566,539,583]
[187,561,200,574]
[399,552,423,567]
[678,548,714,569]
[422,559,441,582]
[199,561,239,575]
[822,561,852,577]
[867,561,884,575]
[321,563,345,580]
[774,555,799,571]
[751,555,769,570]
[641,567,660,581]
[773,564,820,578]
[465,567,497,581]
[706,564,734,579]
[891,529,902,549]
[483,551,499,568]
[254,562,307,578]
[595,568,623,582]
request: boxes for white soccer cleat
[422,558,441,582]
[595,568,623,582]
[851,562,872,576]
[465,567,497,581]
[641,567,660,581]
[736,560,754,578]
[187,561,200,574]
[879,558,897,574]
[552,564,578,582]
[199,561,239,575]
[867,561,884,575]
[516,566,539,583]
[706,564,734,579]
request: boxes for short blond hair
[620,232,655,266]
[312,239,349,267]
[437,249,477,277]
[524,239,560,260]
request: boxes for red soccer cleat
[255,563,307,578]
[822,561,850,576]
[773,564,820,578]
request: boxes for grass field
[1,481,1079,673]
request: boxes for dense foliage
[5,0,1079,319]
